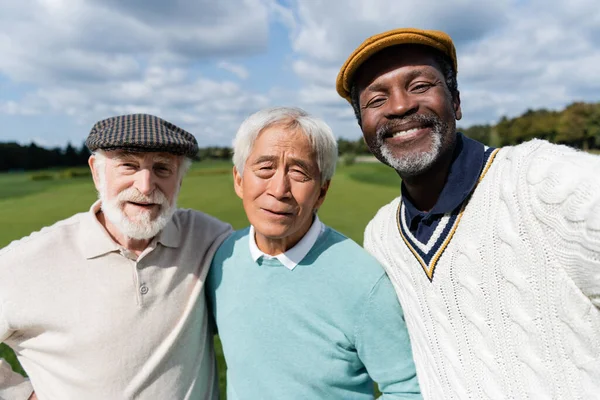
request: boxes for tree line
[461,101,600,150]
[1,101,599,172]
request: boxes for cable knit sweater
[364,140,600,400]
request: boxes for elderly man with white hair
[207,107,421,399]
[0,114,232,400]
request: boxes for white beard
[98,181,178,240]
[379,127,443,176]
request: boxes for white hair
[232,107,338,182]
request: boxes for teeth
[391,127,420,137]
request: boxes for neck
[96,211,152,256]
[399,141,456,212]
[254,216,315,256]
[255,236,297,256]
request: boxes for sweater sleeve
[0,359,33,400]
[526,142,600,308]
[355,273,422,399]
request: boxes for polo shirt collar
[81,200,121,259]
[402,132,485,217]
[81,200,181,259]
[249,215,324,271]
[155,213,180,248]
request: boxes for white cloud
[286,0,600,130]
[217,61,250,80]
[1,0,600,147]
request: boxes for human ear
[233,166,244,200]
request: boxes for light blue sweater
[207,226,421,399]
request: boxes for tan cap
[336,27,457,102]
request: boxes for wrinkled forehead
[252,125,315,156]
[105,150,181,165]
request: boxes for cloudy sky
[1,0,599,148]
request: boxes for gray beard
[374,114,446,177]
[379,127,443,176]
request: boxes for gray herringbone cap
[85,114,198,158]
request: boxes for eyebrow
[365,68,435,93]
[252,155,314,172]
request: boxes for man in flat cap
[0,114,232,399]
[337,28,600,399]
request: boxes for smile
[391,127,422,138]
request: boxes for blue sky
[1,0,599,149]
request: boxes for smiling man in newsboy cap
[0,114,232,399]
[337,28,600,399]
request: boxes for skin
[233,124,330,256]
[88,150,183,254]
[354,45,462,211]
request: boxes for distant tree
[63,142,80,167]
[556,102,598,150]
[461,124,492,146]
[78,142,91,165]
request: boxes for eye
[364,96,386,108]
[120,162,137,171]
[410,82,434,93]
[290,169,311,182]
[254,164,274,178]
[154,165,173,176]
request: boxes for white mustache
[117,188,169,207]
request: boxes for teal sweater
[207,226,421,399]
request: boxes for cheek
[242,177,267,201]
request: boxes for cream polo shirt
[0,201,232,400]
[248,215,325,270]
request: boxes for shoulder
[496,139,596,176]
[368,196,401,228]
[212,227,250,263]
[0,212,85,262]
[506,141,600,205]
[364,196,401,244]
[173,208,231,233]
[315,226,387,279]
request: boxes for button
[140,285,149,295]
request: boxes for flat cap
[86,114,199,158]
[336,27,457,102]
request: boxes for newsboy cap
[85,114,199,158]
[336,27,457,102]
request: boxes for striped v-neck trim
[396,147,500,282]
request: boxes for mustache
[376,114,440,139]
[116,187,169,207]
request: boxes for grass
[0,160,401,397]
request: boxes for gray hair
[232,107,338,182]
[92,149,192,182]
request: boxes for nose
[267,168,291,200]
[133,169,155,196]
[385,89,418,119]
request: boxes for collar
[402,132,485,218]
[248,215,324,271]
[80,200,181,259]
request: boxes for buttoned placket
[119,241,157,307]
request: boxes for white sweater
[364,140,600,400]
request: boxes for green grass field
[0,160,401,397]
